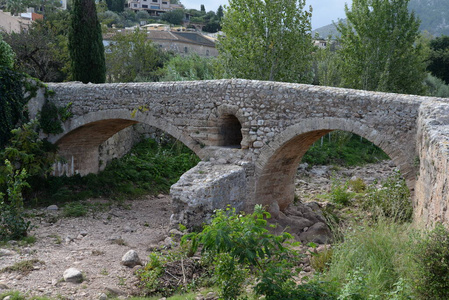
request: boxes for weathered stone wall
[29,79,449,227]
[415,99,449,226]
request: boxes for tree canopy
[427,35,449,85]
[337,0,427,94]
[0,35,15,69]
[218,0,313,83]
[68,0,106,83]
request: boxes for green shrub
[413,224,449,299]
[0,160,32,240]
[362,172,412,222]
[347,178,366,193]
[183,205,336,300]
[0,35,15,69]
[329,178,353,206]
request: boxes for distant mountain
[313,0,449,38]
[409,0,449,36]
[312,20,344,39]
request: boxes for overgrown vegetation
[138,206,336,299]
[413,224,449,299]
[34,137,199,205]
[302,131,390,166]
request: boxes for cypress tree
[69,0,106,83]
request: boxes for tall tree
[68,0,106,83]
[161,9,184,25]
[216,5,223,21]
[200,4,205,13]
[427,35,449,85]
[218,0,313,83]
[337,0,427,94]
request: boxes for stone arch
[214,105,244,148]
[50,109,204,176]
[253,117,416,211]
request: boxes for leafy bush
[362,171,412,222]
[0,160,32,240]
[0,35,15,69]
[183,205,336,300]
[413,224,449,299]
[329,178,354,206]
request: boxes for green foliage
[427,35,449,85]
[38,101,73,134]
[324,220,415,299]
[329,178,354,206]
[362,171,412,222]
[1,120,58,181]
[160,54,219,81]
[69,0,106,83]
[4,11,72,82]
[106,0,125,12]
[63,202,88,217]
[0,160,32,241]
[0,34,15,69]
[183,206,335,299]
[337,0,427,94]
[413,224,449,299]
[5,0,25,15]
[0,67,29,148]
[161,9,185,25]
[218,0,313,83]
[302,132,389,167]
[347,178,366,193]
[106,29,171,82]
[312,40,342,87]
[0,291,53,300]
[36,137,199,204]
[310,248,333,273]
[424,73,449,97]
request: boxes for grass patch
[1,259,44,275]
[0,291,53,300]
[62,202,88,217]
[29,138,199,207]
[322,219,416,299]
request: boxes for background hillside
[313,0,449,38]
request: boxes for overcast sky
[181,0,353,29]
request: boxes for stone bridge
[29,79,449,228]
